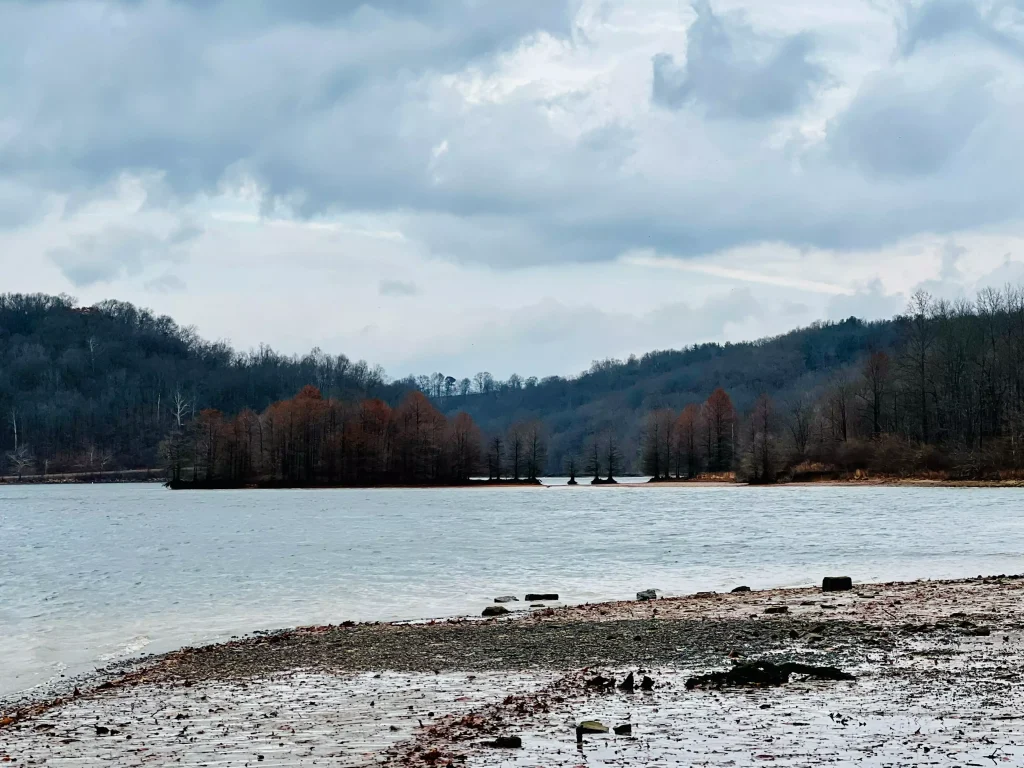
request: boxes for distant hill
[0,293,407,473]
[6,290,1017,480]
[439,316,905,474]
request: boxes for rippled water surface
[2,482,1022,696]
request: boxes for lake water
[2,482,1022,698]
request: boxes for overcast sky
[3,0,1024,380]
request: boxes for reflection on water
[1,482,1022,696]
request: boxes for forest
[161,386,545,488]
[5,286,1024,483]
[0,293,405,478]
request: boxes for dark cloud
[652,0,825,119]
[3,0,1024,280]
[827,69,992,177]
[0,0,576,210]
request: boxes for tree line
[161,386,548,487]
[639,287,1024,482]
[0,293,407,478]
[9,285,1024,482]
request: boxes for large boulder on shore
[636,589,657,601]
[494,595,518,603]
[731,585,751,593]
[822,576,853,592]
[482,605,510,617]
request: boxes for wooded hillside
[5,287,1024,481]
[0,293,406,475]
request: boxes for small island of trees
[160,386,547,488]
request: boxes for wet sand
[4,575,1024,765]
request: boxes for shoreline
[5,474,1024,488]
[5,573,1024,764]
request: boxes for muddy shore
[5,575,1024,765]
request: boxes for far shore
[5,572,1024,765]
[4,470,1024,488]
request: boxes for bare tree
[565,454,579,485]
[9,408,18,453]
[786,395,813,459]
[584,439,601,482]
[674,404,702,478]
[858,351,891,438]
[826,374,856,443]
[488,435,504,480]
[507,424,525,480]
[524,422,547,480]
[172,388,191,429]
[6,444,33,479]
[748,394,778,484]
[901,290,937,443]
[86,335,100,373]
[605,433,620,482]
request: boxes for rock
[530,603,545,608]
[694,591,716,598]
[613,723,633,736]
[640,675,655,691]
[966,626,992,636]
[617,672,635,692]
[731,586,751,593]
[576,720,609,742]
[636,589,657,601]
[822,576,853,592]
[764,606,789,615]
[494,596,518,603]
[486,735,523,749]
[686,660,855,689]
[482,605,510,617]
[525,593,558,601]
[585,674,615,690]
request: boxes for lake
[2,482,1022,697]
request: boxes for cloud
[900,0,1024,61]
[0,0,576,212]
[828,66,993,177]
[4,0,1024,273]
[47,226,186,287]
[624,253,854,295]
[6,0,1024,380]
[144,272,187,294]
[827,279,906,322]
[651,0,826,119]
[379,279,418,297]
[394,288,766,378]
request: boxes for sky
[3,0,1024,380]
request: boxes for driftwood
[685,660,855,689]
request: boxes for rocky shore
[4,574,1024,765]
